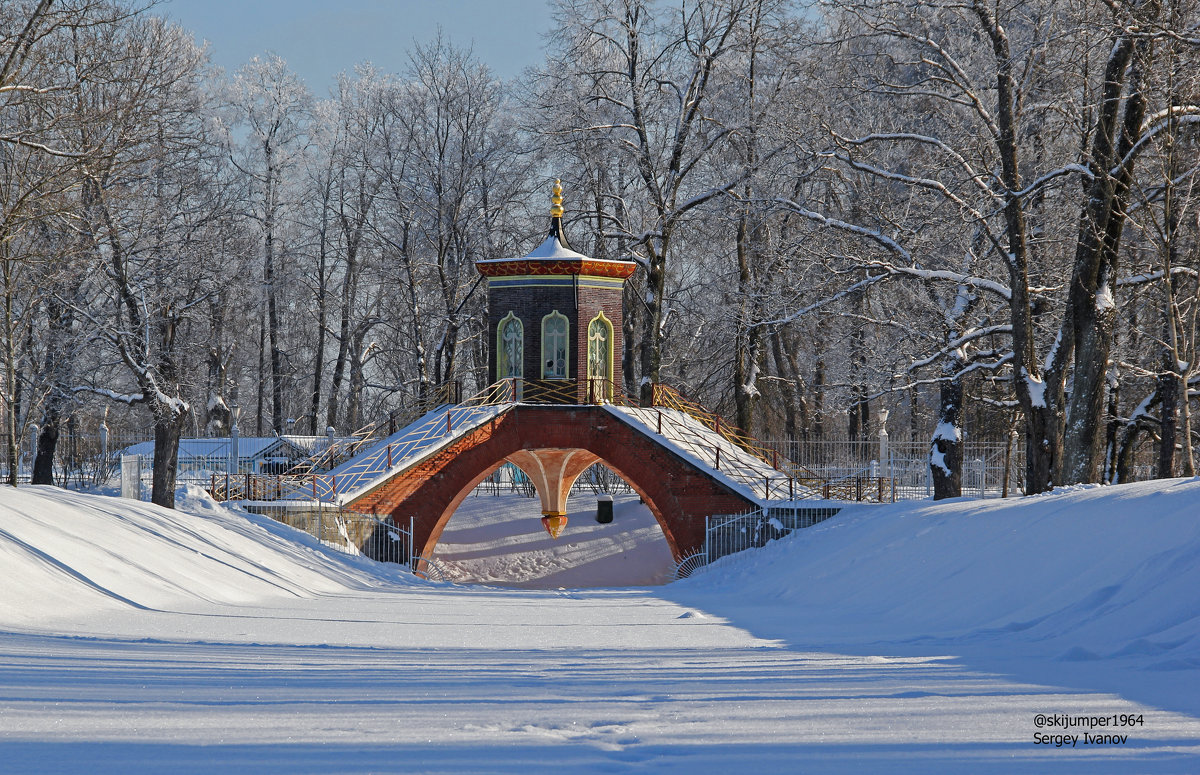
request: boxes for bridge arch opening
[420,455,676,587]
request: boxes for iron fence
[674,504,843,578]
[763,438,1024,500]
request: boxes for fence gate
[120,455,144,500]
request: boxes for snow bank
[0,485,407,628]
[673,478,1200,675]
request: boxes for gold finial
[550,178,564,218]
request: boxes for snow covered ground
[1,480,1199,773]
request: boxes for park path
[3,582,1200,774]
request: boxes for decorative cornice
[476,257,637,280]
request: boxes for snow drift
[0,485,404,628]
[669,477,1200,712]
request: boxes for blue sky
[163,0,554,93]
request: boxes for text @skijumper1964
[1032,713,1144,747]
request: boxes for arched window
[497,312,523,380]
[587,311,614,401]
[541,311,569,379]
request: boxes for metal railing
[673,504,843,579]
[764,439,1022,500]
[201,378,903,507]
[233,500,441,575]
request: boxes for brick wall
[487,282,625,397]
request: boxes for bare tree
[228,53,312,434]
[542,0,753,402]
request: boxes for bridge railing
[207,377,897,507]
[649,384,820,476]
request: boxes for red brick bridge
[344,403,767,563]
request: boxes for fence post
[229,405,241,476]
[977,457,986,498]
[99,416,109,482]
[878,412,890,485]
[657,411,662,435]
[409,515,416,571]
[387,444,393,468]
[714,446,720,470]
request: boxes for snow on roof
[121,435,345,460]
[523,233,588,260]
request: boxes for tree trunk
[263,138,286,434]
[622,278,640,398]
[347,327,369,431]
[638,244,667,406]
[1103,368,1122,483]
[770,326,808,444]
[1061,28,1149,484]
[32,291,76,484]
[31,405,60,485]
[733,216,760,434]
[256,313,266,436]
[150,405,183,508]
[930,377,963,500]
[308,214,330,435]
[1158,345,1178,478]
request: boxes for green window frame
[586,311,614,400]
[541,311,569,379]
[497,312,524,380]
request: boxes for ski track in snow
[1,481,1199,773]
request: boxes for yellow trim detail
[586,311,614,400]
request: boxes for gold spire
[550,178,563,218]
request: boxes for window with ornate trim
[541,311,569,379]
[586,311,614,401]
[497,312,523,380]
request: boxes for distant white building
[121,435,353,475]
